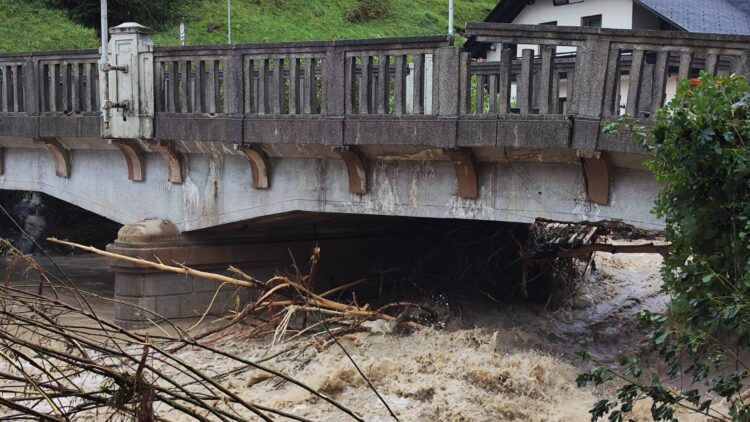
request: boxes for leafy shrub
[45,0,198,31]
[344,0,392,23]
[579,73,750,421]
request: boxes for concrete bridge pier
[107,219,245,326]
[106,217,405,327]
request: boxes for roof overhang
[631,0,686,31]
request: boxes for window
[581,14,602,28]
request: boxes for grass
[0,0,496,52]
[0,0,98,52]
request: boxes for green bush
[579,73,750,421]
[344,0,392,23]
[45,0,198,30]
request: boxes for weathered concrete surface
[108,219,243,326]
[0,145,663,231]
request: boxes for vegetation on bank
[0,0,495,52]
[579,74,750,421]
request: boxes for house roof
[481,0,750,35]
[635,0,750,35]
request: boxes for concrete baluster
[413,53,425,115]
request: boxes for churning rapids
[0,250,723,421]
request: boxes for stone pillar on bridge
[102,22,155,140]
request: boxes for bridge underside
[0,136,661,232]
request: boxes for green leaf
[653,331,670,345]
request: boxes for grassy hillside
[152,0,496,45]
[0,0,496,52]
[0,0,98,51]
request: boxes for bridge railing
[0,50,101,115]
[463,23,750,151]
[342,40,445,116]
[0,49,101,138]
[150,37,451,143]
[465,23,750,118]
[0,59,25,113]
[38,52,101,115]
[1,24,749,149]
[152,37,449,117]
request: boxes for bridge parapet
[463,23,750,152]
[1,24,748,147]
[0,48,101,138]
[149,36,453,145]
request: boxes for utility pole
[100,0,109,128]
[448,0,454,36]
[227,0,232,44]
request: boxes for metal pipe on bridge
[448,0,454,36]
[100,0,110,129]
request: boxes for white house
[467,0,750,115]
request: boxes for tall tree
[46,0,196,31]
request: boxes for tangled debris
[0,237,439,421]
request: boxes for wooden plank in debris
[559,243,670,258]
[581,227,598,245]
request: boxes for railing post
[23,58,39,116]
[736,50,750,79]
[570,38,613,150]
[323,47,346,117]
[102,22,154,140]
[435,46,460,117]
[224,51,244,115]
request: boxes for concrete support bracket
[334,146,367,194]
[109,139,146,181]
[445,148,478,199]
[578,150,611,206]
[37,138,71,178]
[236,144,270,189]
[148,140,182,184]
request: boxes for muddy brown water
[0,251,724,421]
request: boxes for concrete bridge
[1,23,749,325]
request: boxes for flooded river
[0,250,720,421]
